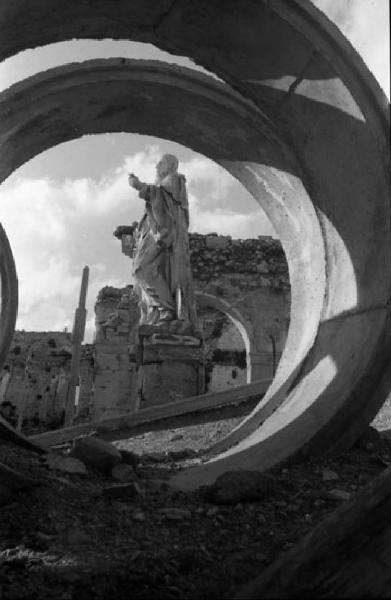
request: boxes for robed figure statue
[128,154,197,327]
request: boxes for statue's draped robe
[132,173,196,325]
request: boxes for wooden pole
[17,352,31,432]
[64,266,89,426]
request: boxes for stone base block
[95,351,134,371]
[92,367,137,419]
[139,361,199,406]
[143,343,204,364]
[138,325,205,407]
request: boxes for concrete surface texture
[0,224,18,372]
[0,1,389,489]
[0,332,94,426]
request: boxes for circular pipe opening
[0,59,324,458]
[0,0,389,489]
[0,223,18,371]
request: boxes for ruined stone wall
[92,233,290,415]
[0,331,94,429]
[191,233,290,382]
[92,285,139,419]
[190,233,289,290]
[78,345,94,417]
[0,234,290,426]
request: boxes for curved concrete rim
[0,223,18,370]
[0,58,323,442]
[0,0,389,490]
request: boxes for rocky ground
[0,398,391,600]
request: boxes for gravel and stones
[0,404,390,600]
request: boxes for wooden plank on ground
[30,379,271,447]
[0,414,46,454]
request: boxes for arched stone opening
[195,292,254,387]
[0,60,323,442]
[0,225,18,373]
[0,0,389,491]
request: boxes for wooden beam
[0,461,40,491]
[0,414,46,454]
[64,266,89,426]
[30,378,271,447]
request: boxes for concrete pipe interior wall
[0,0,389,490]
[0,224,18,370]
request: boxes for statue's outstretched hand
[153,233,162,248]
[128,173,143,190]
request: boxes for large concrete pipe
[0,1,389,490]
[0,224,17,372]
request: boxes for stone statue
[127,154,196,327]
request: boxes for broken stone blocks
[69,436,122,475]
[139,361,198,405]
[92,342,138,419]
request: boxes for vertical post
[64,266,89,426]
[17,353,31,432]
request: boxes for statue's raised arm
[128,154,196,327]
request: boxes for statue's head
[156,154,178,179]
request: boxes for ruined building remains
[93,232,290,419]
[0,234,290,427]
[0,331,93,430]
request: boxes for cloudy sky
[0,0,389,342]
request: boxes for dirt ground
[0,397,391,600]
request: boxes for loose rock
[355,426,385,453]
[144,452,169,463]
[206,506,220,517]
[119,449,141,471]
[111,463,136,483]
[322,468,339,481]
[157,508,192,521]
[69,436,122,475]
[103,482,142,499]
[67,530,91,547]
[203,471,275,505]
[45,454,88,476]
[325,488,351,502]
[169,448,198,461]
[133,510,146,522]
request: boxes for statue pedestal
[137,322,204,407]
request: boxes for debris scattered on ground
[0,407,390,599]
[324,488,352,502]
[44,454,88,476]
[110,463,137,483]
[321,468,340,481]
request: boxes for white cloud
[313,0,390,96]
[0,4,387,340]
[190,206,274,239]
[1,144,274,338]
[1,178,67,241]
